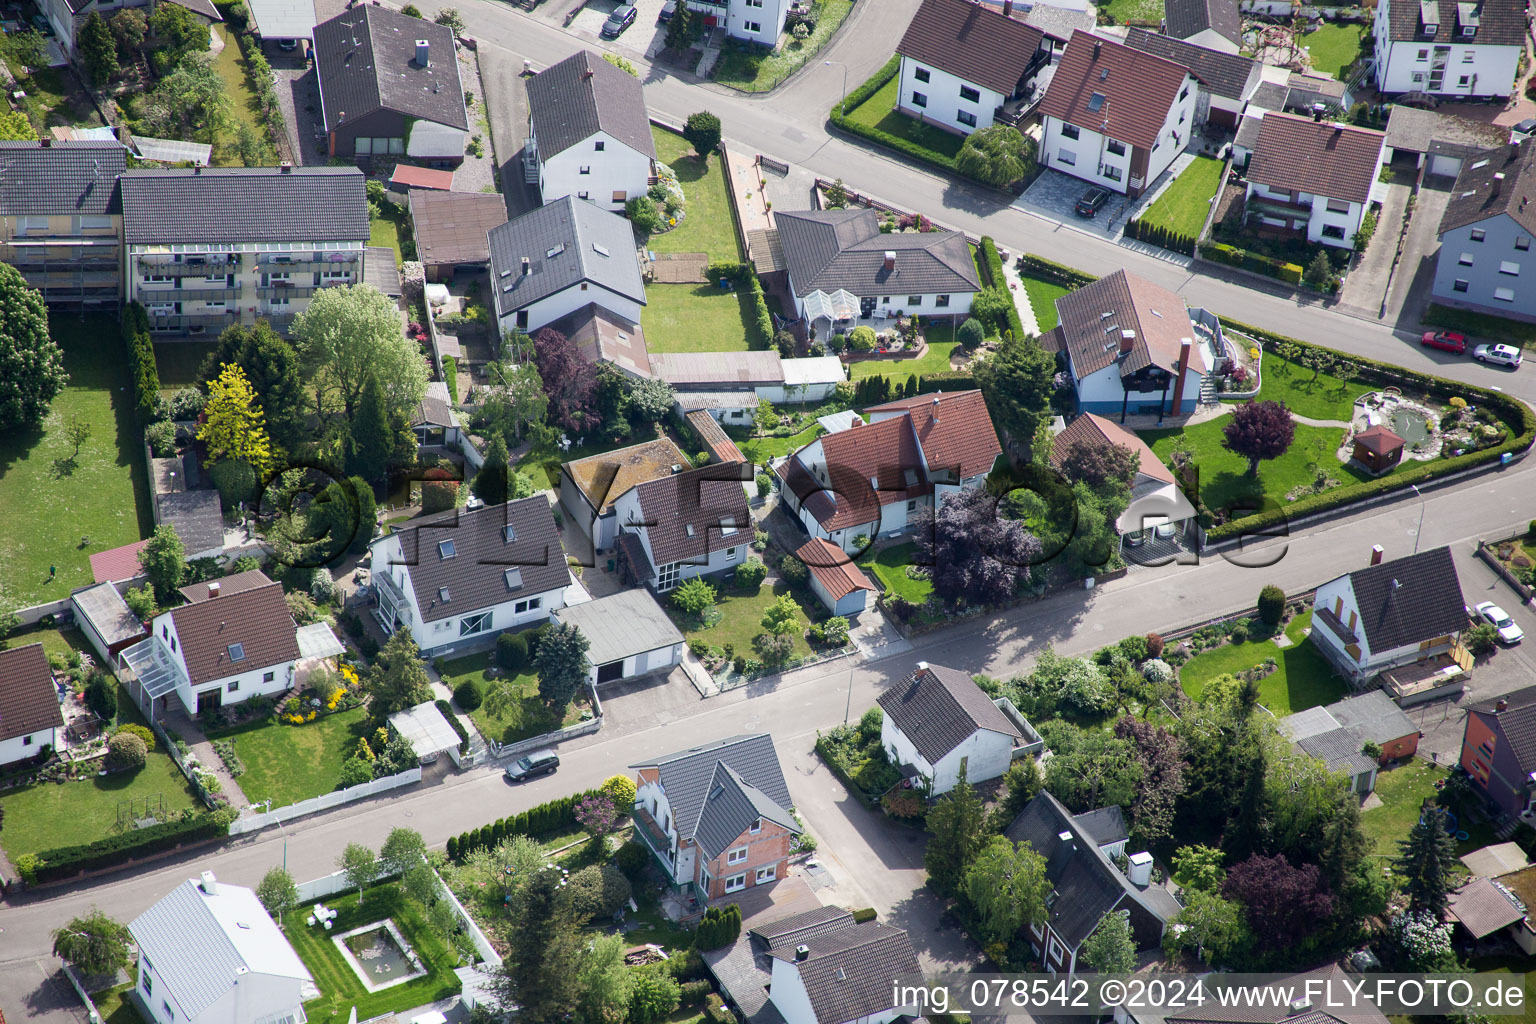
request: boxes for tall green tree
[79,12,119,84]
[206,322,308,456]
[109,9,147,58]
[664,0,694,49]
[1169,888,1244,963]
[0,263,67,433]
[1172,845,1226,893]
[489,864,586,1022]
[148,2,208,75]
[348,475,377,554]
[198,363,274,475]
[962,835,1051,948]
[683,110,721,156]
[1081,911,1137,974]
[955,125,1037,188]
[52,910,133,976]
[924,764,987,898]
[974,332,1054,449]
[472,433,510,506]
[0,109,34,141]
[575,933,633,1024]
[137,524,187,605]
[379,826,428,878]
[3,30,49,74]
[482,360,547,442]
[345,373,393,482]
[1397,811,1457,916]
[293,284,428,419]
[338,842,379,904]
[256,867,299,920]
[366,630,432,715]
[535,622,590,709]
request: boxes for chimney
[582,68,594,80]
[200,870,218,895]
[1092,39,1102,59]
[1492,171,1506,195]
[1498,698,1510,712]
[1119,328,1135,354]
[1057,830,1073,843]
[883,250,896,271]
[280,162,293,173]
[521,256,531,276]
[208,581,221,598]
[40,137,51,148]
[1313,102,1325,122]
[916,660,929,672]
[1370,544,1384,566]
[1002,0,1012,13]
[795,945,811,962]
[1127,851,1153,887]
[1168,338,1194,413]
[415,38,430,67]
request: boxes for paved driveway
[0,961,87,1024]
[1383,176,1452,332]
[1016,169,1127,239]
[1338,178,1411,318]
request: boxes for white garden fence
[228,767,422,835]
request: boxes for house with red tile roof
[1050,412,1197,537]
[894,0,1050,136]
[0,644,63,767]
[776,390,1001,554]
[1037,31,1198,197]
[1244,112,1386,250]
[794,537,878,617]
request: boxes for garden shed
[71,582,149,667]
[796,537,877,617]
[553,589,684,686]
[1352,424,1405,474]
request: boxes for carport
[389,700,464,765]
[246,0,317,47]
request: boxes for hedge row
[1203,318,1536,541]
[20,810,233,884]
[695,904,743,950]
[123,302,159,423]
[1197,241,1304,286]
[1016,254,1095,289]
[232,31,289,160]
[1124,219,1197,257]
[705,261,773,347]
[445,788,603,861]
[979,236,1026,340]
[435,699,470,755]
[815,733,880,809]
[917,370,978,393]
[828,56,963,178]
[851,906,878,923]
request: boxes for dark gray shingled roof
[1163,0,1242,46]
[1330,545,1468,653]
[1466,684,1536,772]
[876,662,1021,765]
[1439,142,1536,236]
[766,923,922,1024]
[1122,28,1258,100]
[119,167,369,245]
[527,49,656,161]
[630,735,794,851]
[1384,0,1524,46]
[383,498,570,624]
[156,490,226,556]
[1297,729,1380,778]
[774,208,979,298]
[314,4,468,131]
[488,195,646,317]
[1072,805,1129,847]
[706,908,857,1022]
[0,141,125,217]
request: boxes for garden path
[1000,258,1040,337]
[165,708,250,810]
[1290,412,1352,429]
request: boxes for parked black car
[601,4,637,36]
[1075,187,1110,218]
[504,750,560,781]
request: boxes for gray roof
[1006,792,1179,948]
[554,589,683,667]
[1168,965,1389,1024]
[707,908,857,1021]
[1022,3,1096,41]
[119,167,369,245]
[1072,805,1130,847]
[876,662,1021,765]
[1163,0,1242,46]
[0,141,124,217]
[71,583,146,647]
[129,878,310,1022]
[527,49,656,161]
[774,208,980,298]
[629,734,796,857]
[413,380,455,427]
[488,195,645,317]
[364,245,403,296]
[1122,28,1259,100]
[247,0,318,39]
[314,5,468,131]
[1440,142,1536,236]
[765,923,922,1024]
[753,906,856,944]
[1248,80,1289,111]
[1385,105,1511,157]
[1297,728,1381,778]
[1326,690,1419,742]
[380,498,570,624]
[156,490,225,556]
[1466,684,1536,773]
[650,350,785,387]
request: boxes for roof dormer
[1417,0,1439,36]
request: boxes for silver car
[1473,343,1522,368]
[1476,601,1524,644]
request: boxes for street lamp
[1410,483,1425,555]
[825,60,849,118]
[844,664,855,724]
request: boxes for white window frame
[724,872,747,893]
[460,610,493,636]
[727,846,748,864]
[1494,287,1516,302]
[749,817,762,834]
[756,864,776,883]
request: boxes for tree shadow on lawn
[669,152,708,185]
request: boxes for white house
[0,643,63,767]
[488,195,646,335]
[1121,28,1262,130]
[878,661,1026,794]
[1038,33,1199,197]
[120,571,308,719]
[894,0,1050,135]
[773,208,980,325]
[765,922,923,1024]
[129,872,312,1024]
[553,589,685,686]
[1244,112,1387,249]
[1309,545,1471,685]
[1373,0,1525,99]
[680,0,792,46]
[369,498,572,657]
[613,463,751,592]
[525,50,656,212]
[559,437,692,553]
[778,391,1002,553]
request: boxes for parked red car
[1421,330,1467,354]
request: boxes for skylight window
[505,567,523,590]
[1088,92,1106,112]
[227,643,245,662]
[439,539,456,559]
[503,524,516,542]
[546,244,565,258]
[593,243,610,257]
[439,587,450,603]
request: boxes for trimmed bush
[680,981,714,1008]
[28,811,233,883]
[1257,585,1285,626]
[1198,241,1304,285]
[114,723,156,748]
[452,680,483,711]
[497,631,528,671]
[601,774,637,807]
[449,788,605,860]
[979,237,1026,339]
[105,732,147,773]
[851,907,878,923]
[615,840,652,880]
[1017,254,1095,288]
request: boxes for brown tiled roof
[1247,112,1385,205]
[685,410,747,465]
[864,389,1002,480]
[782,414,931,531]
[896,0,1045,95]
[1439,142,1536,236]
[1384,0,1525,47]
[1054,269,1195,380]
[1448,878,1526,939]
[628,464,752,567]
[564,438,689,515]
[1353,423,1405,455]
[795,537,876,601]
[1038,32,1191,151]
[167,582,299,686]
[549,303,652,379]
[408,190,507,268]
[179,568,275,605]
[0,643,62,743]
[1051,412,1174,484]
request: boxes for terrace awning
[803,288,859,322]
[295,622,345,660]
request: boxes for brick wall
[700,822,794,899]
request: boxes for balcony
[1247,190,1314,217]
[633,807,675,863]
[136,258,240,277]
[258,285,316,298]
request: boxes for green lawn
[1021,275,1071,333]
[866,542,932,604]
[14,66,101,134]
[1095,0,1162,24]
[210,25,278,166]
[668,580,815,661]
[0,687,201,860]
[711,0,854,92]
[207,707,370,808]
[643,283,764,352]
[1360,759,1496,862]
[92,984,144,1024]
[0,314,152,609]
[1473,958,1536,1024]
[283,883,462,1021]
[8,623,92,665]
[154,341,219,393]
[439,652,585,745]
[1143,417,1367,521]
[1300,22,1367,78]
[369,210,405,263]
[1177,611,1348,716]
[1424,303,1536,348]
[850,322,958,379]
[737,421,826,463]
[843,70,965,160]
[1243,353,1364,422]
[1137,157,1224,239]
[651,127,744,263]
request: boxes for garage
[553,589,686,687]
[595,660,626,684]
[1429,153,1464,178]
